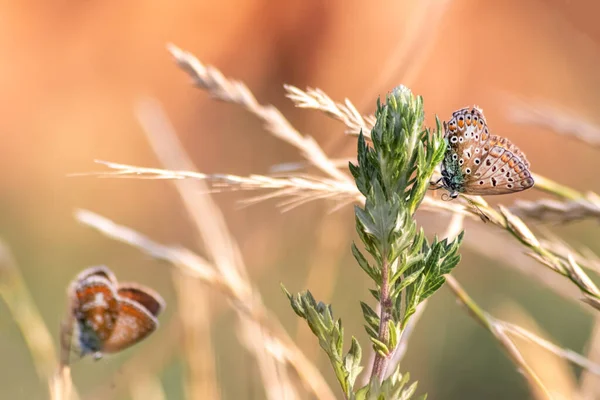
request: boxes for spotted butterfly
[439,106,534,198]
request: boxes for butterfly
[438,106,534,199]
[67,265,165,361]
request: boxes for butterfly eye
[507,184,513,189]
[479,181,484,185]
[459,159,464,165]
[465,168,471,174]
[452,154,458,161]
[458,137,464,143]
[474,158,480,165]
[447,144,451,150]
[475,148,480,153]
[451,136,458,143]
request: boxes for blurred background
[1,0,600,399]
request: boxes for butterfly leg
[429,177,444,190]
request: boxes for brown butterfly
[67,265,165,360]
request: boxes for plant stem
[371,257,393,383]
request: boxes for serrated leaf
[421,276,446,300]
[393,254,424,284]
[424,241,443,275]
[360,301,380,331]
[440,254,461,275]
[353,243,381,283]
[305,290,317,308]
[364,324,378,339]
[344,337,363,388]
[393,267,424,297]
[355,206,378,236]
[305,303,328,337]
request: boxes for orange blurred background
[1,0,600,399]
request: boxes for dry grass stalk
[507,97,600,148]
[78,160,359,213]
[173,273,220,400]
[0,240,58,381]
[284,85,376,136]
[580,316,600,399]
[500,319,600,375]
[49,366,74,400]
[510,195,600,223]
[75,209,336,400]
[0,240,79,400]
[445,274,553,399]
[136,97,297,399]
[168,43,351,185]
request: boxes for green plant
[283,86,463,399]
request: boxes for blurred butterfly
[437,106,534,199]
[67,265,165,361]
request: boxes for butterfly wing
[462,135,534,195]
[118,284,165,317]
[72,265,117,286]
[443,106,534,195]
[70,273,119,355]
[101,297,160,354]
[443,107,491,176]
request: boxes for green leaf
[440,254,461,275]
[392,267,424,297]
[388,320,399,350]
[353,243,381,283]
[421,276,446,300]
[360,301,380,331]
[344,337,364,389]
[305,303,328,337]
[355,385,369,400]
[356,206,378,237]
[370,336,390,356]
[364,324,378,340]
